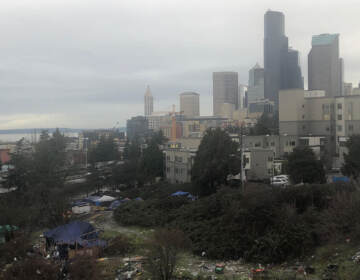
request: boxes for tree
[7,139,35,191]
[250,111,278,136]
[141,139,164,182]
[341,135,360,181]
[287,146,326,184]
[113,131,166,187]
[146,229,189,280]
[33,129,68,188]
[191,128,239,196]
[89,135,119,163]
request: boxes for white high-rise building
[144,85,154,116]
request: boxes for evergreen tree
[287,146,326,184]
[191,128,239,196]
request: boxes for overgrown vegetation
[115,183,360,264]
[145,228,190,280]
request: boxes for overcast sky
[0,0,360,129]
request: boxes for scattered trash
[352,250,360,263]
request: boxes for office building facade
[213,72,238,116]
[248,63,264,102]
[308,34,343,97]
[180,92,200,117]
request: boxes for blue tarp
[171,191,189,197]
[109,200,121,210]
[44,221,98,245]
[135,197,143,201]
[332,176,350,183]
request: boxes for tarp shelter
[171,191,189,197]
[82,196,102,206]
[135,197,143,201]
[109,200,121,210]
[44,221,99,246]
[96,195,116,203]
[72,202,91,214]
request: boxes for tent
[109,200,121,210]
[171,191,190,197]
[96,195,116,203]
[82,196,102,206]
[44,221,99,245]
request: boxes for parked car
[271,178,288,187]
[273,174,289,181]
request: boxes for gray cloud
[0,0,359,128]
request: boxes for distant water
[0,132,79,143]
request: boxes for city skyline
[1,0,360,129]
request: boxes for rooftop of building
[312,34,339,46]
[180,92,200,96]
[265,10,284,16]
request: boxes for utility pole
[239,123,246,192]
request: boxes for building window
[326,127,330,132]
[270,142,275,147]
[166,156,170,161]
[337,103,342,109]
[166,167,170,173]
[291,141,296,146]
[268,156,273,162]
[349,124,354,131]
[337,125,343,132]
[337,114,342,121]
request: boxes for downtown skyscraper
[264,10,303,108]
[144,85,153,116]
[213,72,238,117]
[308,34,343,97]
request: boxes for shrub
[68,256,101,280]
[104,234,135,256]
[0,258,60,280]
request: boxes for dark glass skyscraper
[264,10,303,108]
[308,34,343,97]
